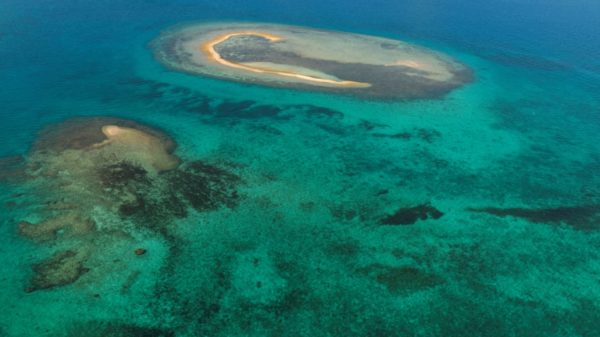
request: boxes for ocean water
[0,0,599,336]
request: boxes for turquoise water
[1,1,600,336]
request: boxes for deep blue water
[1,1,599,336]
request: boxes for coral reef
[372,128,442,143]
[26,250,89,293]
[98,161,149,189]
[380,204,444,225]
[358,263,443,294]
[0,155,26,183]
[67,321,174,337]
[166,160,240,212]
[110,160,240,232]
[18,213,95,242]
[13,117,241,292]
[151,22,472,99]
[468,204,600,230]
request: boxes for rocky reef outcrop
[26,250,90,293]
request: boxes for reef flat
[8,117,241,294]
[151,22,472,99]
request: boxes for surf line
[201,31,370,88]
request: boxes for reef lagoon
[0,1,599,336]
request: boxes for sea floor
[1,1,600,336]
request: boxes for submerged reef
[67,321,175,337]
[9,117,241,292]
[151,22,472,99]
[166,160,240,212]
[380,204,444,225]
[114,159,241,231]
[357,264,443,294]
[18,213,96,242]
[26,250,90,293]
[0,155,26,183]
[468,205,600,230]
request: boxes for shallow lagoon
[1,1,600,336]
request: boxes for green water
[1,1,599,336]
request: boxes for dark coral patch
[468,205,600,230]
[242,105,286,119]
[416,128,442,143]
[327,241,361,257]
[26,250,89,293]
[93,160,188,231]
[111,160,240,234]
[118,190,188,233]
[216,100,255,115]
[98,161,149,188]
[121,78,354,129]
[358,264,442,294]
[371,128,440,142]
[304,106,344,119]
[167,160,241,212]
[0,155,26,183]
[214,101,288,120]
[68,322,174,337]
[372,132,412,140]
[380,204,444,225]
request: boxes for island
[151,22,473,99]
